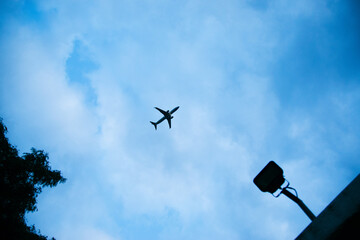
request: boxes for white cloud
[1,0,360,239]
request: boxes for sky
[0,0,360,239]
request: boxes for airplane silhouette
[150,106,179,130]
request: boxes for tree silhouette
[0,119,66,240]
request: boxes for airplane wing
[167,118,172,128]
[155,107,168,116]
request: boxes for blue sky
[1,0,359,239]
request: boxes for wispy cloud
[1,0,359,239]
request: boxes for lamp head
[254,161,285,194]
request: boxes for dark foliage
[0,119,66,240]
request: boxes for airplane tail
[150,121,157,130]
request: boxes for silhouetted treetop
[0,118,66,240]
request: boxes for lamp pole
[281,188,316,221]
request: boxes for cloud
[1,0,360,239]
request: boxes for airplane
[150,106,179,130]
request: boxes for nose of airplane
[170,106,179,114]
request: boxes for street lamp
[253,161,316,221]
